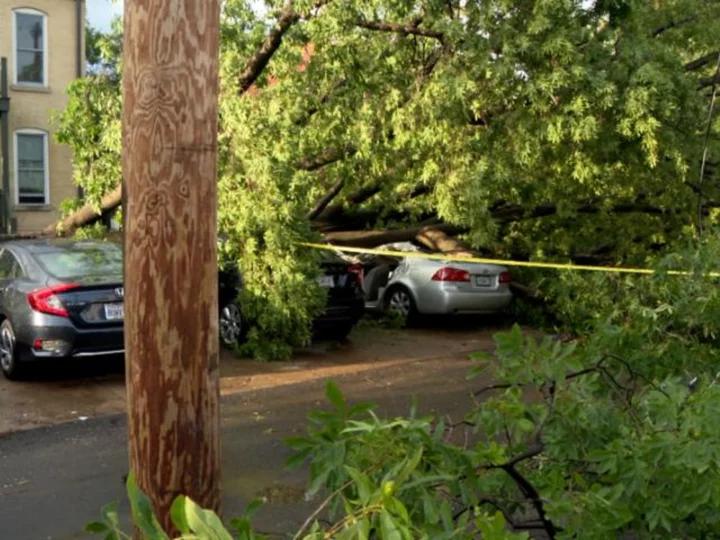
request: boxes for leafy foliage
[281,240,720,538]
[53,15,122,212]
[55,0,720,358]
[86,473,265,540]
[91,237,720,537]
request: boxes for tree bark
[415,226,474,256]
[239,0,331,93]
[323,223,465,247]
[42,185,122,236]
[306,179,344,220]
[123,0,221,535]
[685,50,720,72]
[239,1,298,93]
[358,19,445,42]
[316,184,383,222]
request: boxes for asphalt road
[0,351,486,539]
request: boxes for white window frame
[14,129,50,206]
[12,8,48,87]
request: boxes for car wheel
[0,319,24,380]
[219,303,244,349]
[385,286,417,324]
[333,322,355,341]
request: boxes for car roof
[2,238,121,254]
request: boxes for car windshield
[32,243,123,279]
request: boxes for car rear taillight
[499,271,512,284]
[27,284,79,317]
[432,267,470,282]
[348,263,364,285]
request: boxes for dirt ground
[0,317,512,434]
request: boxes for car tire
[219,302,245,349]
[333,322,356,341]
[0,319,25,380]
[384,285,417,325]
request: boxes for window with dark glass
[16,132,47,205]
[0,250,22,280]
[15,11,45,85]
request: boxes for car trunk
[54,274,125,329]
[317,261,362,301]
[433,261,511,293]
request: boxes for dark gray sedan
[0,239,125,379]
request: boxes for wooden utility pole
[122,0,222,533]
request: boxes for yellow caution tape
[301,242,720,278]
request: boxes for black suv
[217,254,365,348]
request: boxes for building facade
[0,0,84,233]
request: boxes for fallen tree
[50,0,720,358]
[43,185,121,236]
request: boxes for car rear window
[33,243,123,279]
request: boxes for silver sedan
[363,256,513,321]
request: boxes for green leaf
[307,467,331,497]
[345,465,374,504]
[467,363,489,380]
[125,473,169,540]
[84,522,109,534]
[100,501,122,532]
[182,496,233,540]
[348,401,376,416]
[379,510,403,540]
[325,380,347,413]
[286,447,313,469]
[422,492,439,524]
[242,497,265,519]
[306,410,337,425]
[284,436,313,451]
[229,517,250,534]
[394,446,424,487]
[170,495,191,535]
[517,419,535,433]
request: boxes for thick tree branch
[685,50,720,72]
[322,223,464,248]
[699,71,720,90]
[239,0,331,93]
[358,20,444,42]
[416,226,473,256]
[43,185,122,237]
[306,179,344,220]
[239,2,299,93]
[651,16,695,37]
[316,184,383,222]
[472,443,556,538]
[295,145,357,171]
[502,464,556,539]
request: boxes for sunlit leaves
[57,0,720,358]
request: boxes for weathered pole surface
[122,0,222,533]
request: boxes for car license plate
[104,303,124,320]
[475,276,492,287]
[317,275,335,288]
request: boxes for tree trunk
[42,185,122,236]
[415,226,474,256]
[323,223,465,247]
[123,0,221,535]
